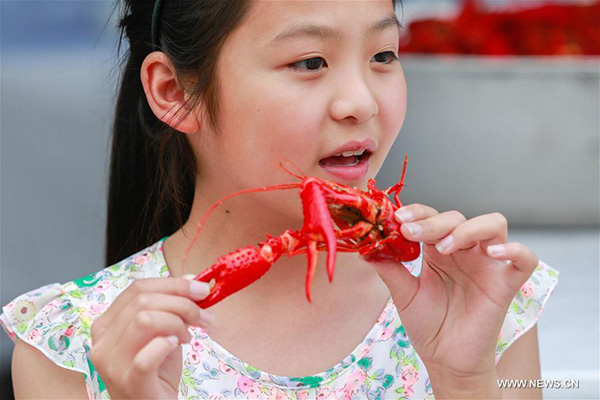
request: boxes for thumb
[370,261,419,312]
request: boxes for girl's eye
[372,51,399,64]
[290,51,399,72]
[291,57,326,72]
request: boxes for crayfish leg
[384,154,409,207]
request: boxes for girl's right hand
[89,277,212,399]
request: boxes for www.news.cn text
[497,379,580,389]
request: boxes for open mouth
[318,149,372,167]
[318,150,372,182]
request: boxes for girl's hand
[369,204,539,392]
[89,277,212,399]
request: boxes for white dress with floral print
[1,237,559,399]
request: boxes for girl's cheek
[382,90,407,138]
[269,139,316,174]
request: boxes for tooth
[334,153,343,157]
[352,149,365,156]
[341,151,355,157]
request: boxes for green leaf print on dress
[396,325,411,348]
[159,264,169,275]
[85,344,107,393]
[511,302,524,314]
[496,332,509,354]
[62,355,76,369]
[358,356,374,371]
[73,273,101,288]
[48,334,69,353]
[289,375,324,388]
[382,373,394,388]
[182,367,198,388]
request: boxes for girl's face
[191,0,407,227]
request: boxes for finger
[394,203,440,224]
[369,260,419,313]
[92,277,210,340]
[93,291,213,358]
[399,210,466,244]
[119,292,210,336]
[486,242,539,289]
[95,277,210,336]
[126,335,179,390]
[434,212,508,255]
[115,310,191,365]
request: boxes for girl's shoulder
[0,237,169,396]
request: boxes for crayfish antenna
[275,153,307,181]
[181,182,303,276]
[278,161,304,180]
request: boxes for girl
[2,0,559,399]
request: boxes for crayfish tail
[195,290,221,309]
[192,246,277,308]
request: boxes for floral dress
[1,237,559,399]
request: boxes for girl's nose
[329,72,379,124]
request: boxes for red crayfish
[183,155,421,308]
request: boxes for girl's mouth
[318,151,372,182]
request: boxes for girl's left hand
[369,204,539,383]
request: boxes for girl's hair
[106,0,402,267]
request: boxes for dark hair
[105,0,403,266]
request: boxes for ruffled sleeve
[0,276,110,400]
[0,239,167,399]
[495,260,560,364]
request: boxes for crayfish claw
[305,241,318,303]
[300,179,338,301]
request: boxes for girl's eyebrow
[268,12,402,47]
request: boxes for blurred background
[1,0,598,399]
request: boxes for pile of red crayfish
[399,0,600,56]
[183,156,421,308]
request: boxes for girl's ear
[140,51,201,134]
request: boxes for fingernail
[487,244,505,257]
[395,207,414,223]
[190,280,210,300]
[403,222,422,237]
[436,235,454,253]
[198,308,213,326]
[166,335,179,346]
[182,274,196,281]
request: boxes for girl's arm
[496,325,543,399]
[12,338,89,399]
